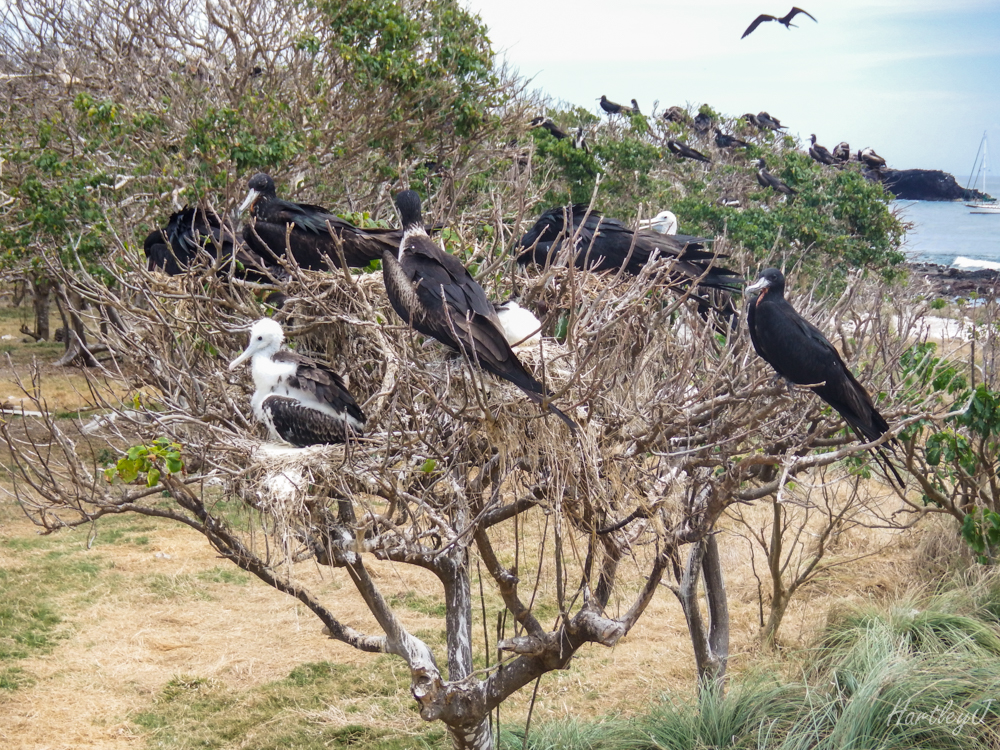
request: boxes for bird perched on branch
[756,111,787,131]
[530,116,569,140]
[238,173,413,270]
[517,205,742,295]
[741,7,816,38]
[663,106,692,125]
[808,134,836,165]
[859,147,887,170]
[715,128,749,149]
[143,205,273,281]
[382,190,577,432]
[599,95,637,115]
[667,140,712,164]
[229,319,365,447]
[756,159,796,195]
[693,112,713,134]
[745,268,902,486]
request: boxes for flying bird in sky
[741,7,817,39]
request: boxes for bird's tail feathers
[482,359,579,435]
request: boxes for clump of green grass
[0,666,35,691]
[0,525,105,691]
[196,566,251,586]
[144,572,213,601]
[387,590,447,618]
[132,658,436,749]
[512,594,1000,750]
[499,716,631,749]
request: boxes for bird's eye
[257,336,263,340]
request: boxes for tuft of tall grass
[515,595,1000,750]
[498,716,632,750]
[811,601,1000,679]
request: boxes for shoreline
[907,261,1000,298]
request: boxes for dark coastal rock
[879,169,990,202]
[908,262,1000,298]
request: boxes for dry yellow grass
[0,476,956,750]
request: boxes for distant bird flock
[142,86,901,487]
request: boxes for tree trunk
[30,274,52,341]
[53,283,100,367]
[675,534,730,697]
[442,551,493,750]
[761,500,788,648]
[447,720,493,750]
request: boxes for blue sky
[466,0,1000,179]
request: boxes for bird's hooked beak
[238,188,259,214]
[228,338,258,370]
[745,276,771,295]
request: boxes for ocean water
[896,175,1000,270]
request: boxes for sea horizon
[896,174,1000,270]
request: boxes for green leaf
[117,458,139,484]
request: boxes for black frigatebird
[530,116,569,140]
[808,134,836,165]
[742,7,817,38]
[667,139,712,164]
[382,191,577,432]
[229,318,365,447]
[517,205,743,295]
[756,111,787,131]
[745,268,903,486]
[664,106,691,125]
[756,159,796,195]
[715,128,749,149]
[599,95,636,115]
[694,112,713,134]
[833,141,851,163]
[143,205,274,282]
[238,173,410,270]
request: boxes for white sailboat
[965,132,1000,213]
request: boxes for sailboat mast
[984,136,989,195]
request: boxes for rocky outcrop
[878,169,990,202]
[908,262,1000,298]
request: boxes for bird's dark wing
[638,234,744,290]
[672,142,712,163]
[762,172,796,195]
[275,350,366,427]
[143,230,180,274]
[788,7,817,23]
[519,207,571,249]
[256,198,337,234]
[385,245,578,432]
[750,295,888,441]
[242,216,396,269]
[261,395,360,447]
[742,14,776,38]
